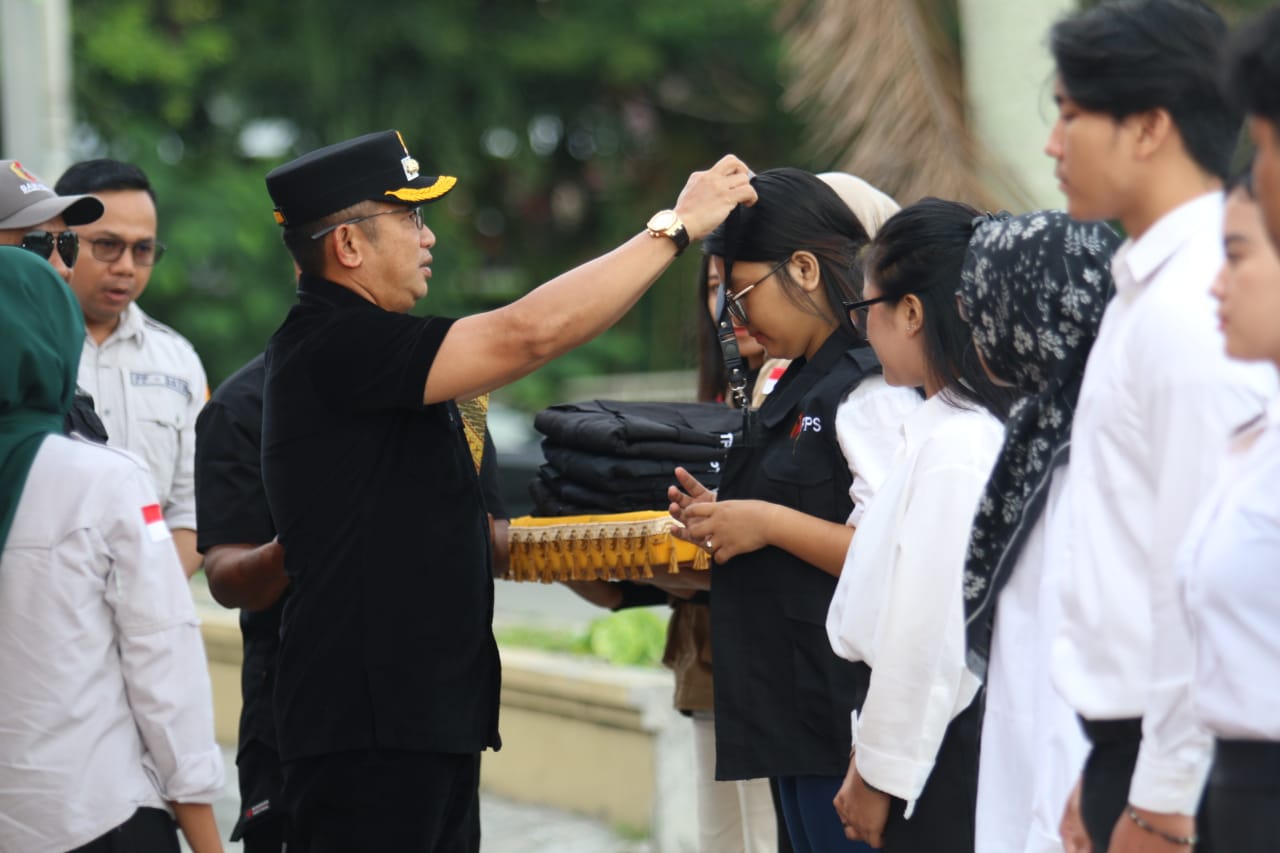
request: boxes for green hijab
[0,246,85,552]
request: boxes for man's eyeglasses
[310,205,424,240]
[19,230,79,268]
[724,259,789,326]
[86,237,166,267]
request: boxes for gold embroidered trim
[456,394,489,473]
[507,511,709,583]
[385,175,457,202]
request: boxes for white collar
[98,302,146,347]
[1111,191,1223,297]
[900,389,968,455]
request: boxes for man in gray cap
[0,159,110,443]
[0,159,102,283]
[261,129,753,850]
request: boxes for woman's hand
[680,499,776,563]
[668,466,717,534]
[1060,776,1093,853]
[832,752,891,848]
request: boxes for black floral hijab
[957,211,1122,679]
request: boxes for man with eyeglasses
[56,159,208,578]
[260,129,753,850]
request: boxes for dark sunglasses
[19,230,79,268]
[86,237,166,266]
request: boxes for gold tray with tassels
[506,510,710,583]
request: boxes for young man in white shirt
[1044,1,1277,850]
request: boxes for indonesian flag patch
[141,504,171,542]
[759,363,787,398]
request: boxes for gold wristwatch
[646,209,690,256]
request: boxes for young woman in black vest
[669,167,920,852]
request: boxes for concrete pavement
[185,744,653,852]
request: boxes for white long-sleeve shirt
[835,375,924,526]
[1183,392,1280,740]
[0,435,224,852]
[78,302,207,532]
[827,391,1003,816]
[976,471,1088,853]
[1050,192,1277,814]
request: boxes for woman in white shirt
[1180,169,1280,852]
[0,247,224,853]
[826,199,1017,851]
[956,211,1122,853]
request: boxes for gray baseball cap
[0,159,102,230]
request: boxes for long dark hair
[863,198,1019,420]
[705,167,870,341]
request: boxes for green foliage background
[495,607,669,668]
[63,0,807,408]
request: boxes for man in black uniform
[195,351,509,853]
[193,353,286,851]
[258,130,753,850]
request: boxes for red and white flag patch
[141,504,171,542]
[760,364,787,397]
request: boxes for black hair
[1223,5,1280,127]
[705,167,869,341]
[55,159,156,202]
[1225,163,1256,200]
[863,198,1019,421]
[1050,0,1239,181]
[281,202,380,275]
[693,254,729,404]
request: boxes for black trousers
[1207,739,1280,853]
[879,690,984,852]
[67,807,179,853]
[233,739,286,852]
[1079,717,1213,853]
[282,749,481,853]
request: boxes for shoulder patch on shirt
[142,504,171,542]
[130,371,192,400]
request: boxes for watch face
[648,210,677,232]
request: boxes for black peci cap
[265,130,456,227]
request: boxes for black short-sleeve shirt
[194,353,285,756]
[262,274,501,761]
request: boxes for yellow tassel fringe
[507,511,710,583]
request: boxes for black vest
[712,328,878,780]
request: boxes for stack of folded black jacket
[530,400,745,516]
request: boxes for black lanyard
[713,282,750,409]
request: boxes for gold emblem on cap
[386,175,456,203]
[401,155,420,181]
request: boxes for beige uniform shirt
[77,302,207,531]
